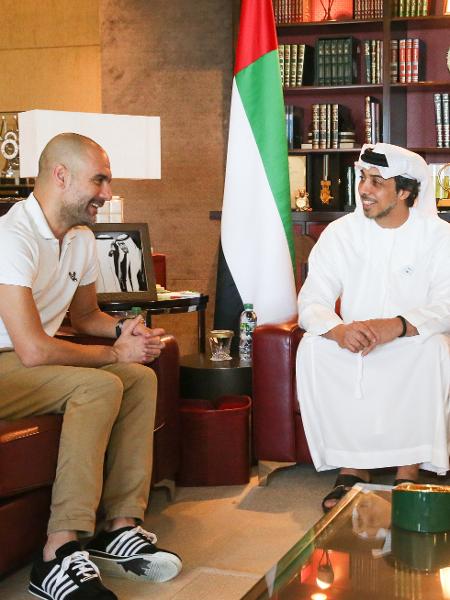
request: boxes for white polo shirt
[0,194,98,349]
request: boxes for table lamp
[18,109,161,180]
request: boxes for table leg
[198,310,206,353]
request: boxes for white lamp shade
[18,109,161,179]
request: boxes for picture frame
[91,223,157,304]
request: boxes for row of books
[278,44,314,87]
[392,0,430,16]
[354,0,383,19]
[310,103,352,150]
[391,38,425,83]
[365,96,382,144]
[433,93,450,148]
[363,40,383,84]
[285,104,303,149]
[272,0,307,23]
[316,37,357,86]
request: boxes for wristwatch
[115,317,128,338]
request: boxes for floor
[0,465,447,600]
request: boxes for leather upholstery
[0,334,180,576]
[252,322,312,465]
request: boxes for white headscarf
[354,143,437,216]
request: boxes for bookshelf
[276,0,450,214]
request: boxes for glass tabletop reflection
[242,483,450,600]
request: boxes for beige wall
[0,0,101,112]
[100,0,234,355]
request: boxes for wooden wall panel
[100,0,233,355]
[0,0,101,112]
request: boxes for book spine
[331,103,339,149]
[405,38,412,83]
[330,38,338,86]
[371,40,377,85]
[326,103,331,148]
[399,0,405,16]
[312,104,320,149]
[405,0,411,16]
[365,96,372,143]
[297,44,305,86]
[324,39,332,86]
[442,93,450,148]
[316,39,325,86]
[411,38,419,83]
[422,0,428,16]
[284,44,291,88]
[363,40,371,83]
[290,43,298,87]
[399,39,406,83]
[377,39,383,84]
[434,93,443,148]
[343,38,352,85]
[354,0,360,19]
[336,39,344,85]
[390,39,399,83]
[319,103,327,149]
[278,44,285,87]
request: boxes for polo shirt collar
[24,193,77,243]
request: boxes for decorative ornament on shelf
[437,163,450,210]
[0,113,20,180]
[294,188,312,211]
[319,0,335,21]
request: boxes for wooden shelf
[289,148,361,154]
[285,84,383,92]
[391,81,450,89]
[408,147,450,153]
[277,18,382,28]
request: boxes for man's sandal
[321,474,370,514]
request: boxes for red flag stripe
[234,0,278,75]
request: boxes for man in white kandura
[296,143,450,512]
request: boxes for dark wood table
[180,353,252,401]
[100,295,209,353]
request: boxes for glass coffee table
[243,484,450,600]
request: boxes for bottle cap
[131,306,142,315]
[243,303,253,309]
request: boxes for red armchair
[0,334,180,577]
[252,321,312,485]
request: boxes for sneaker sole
[90,552,182,583]
[29,583,52,600]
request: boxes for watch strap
[115,317,128,338]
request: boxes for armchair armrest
[252,321,305,463]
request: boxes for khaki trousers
[0,352,157,535]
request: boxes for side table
[180,353,252,401]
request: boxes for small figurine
[294,187,312,211]
[319,179,333,205]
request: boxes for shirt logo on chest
[400,265,414,276]
[68,271,78,282]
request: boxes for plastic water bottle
[239,303,257,362]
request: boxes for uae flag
[214,0,297,338]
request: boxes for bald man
[0,134,181,600]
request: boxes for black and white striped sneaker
[29,541,117,600]
[86,526,182,583]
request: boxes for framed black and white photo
[91,223,157,303]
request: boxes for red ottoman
[177,395,251,486]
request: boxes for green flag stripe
[235,50,295,266]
